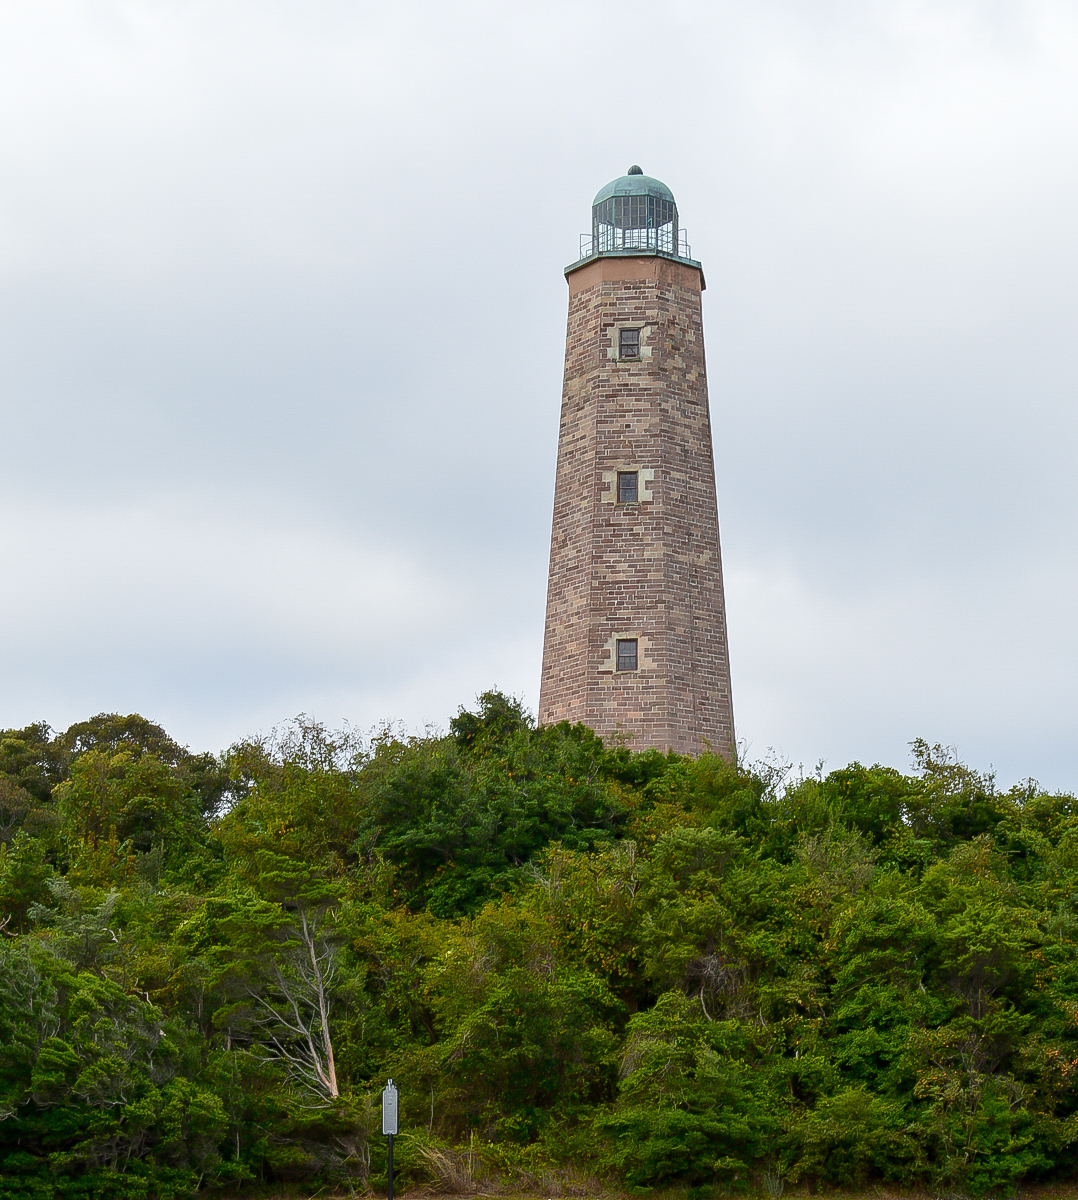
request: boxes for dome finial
[627,164,643,175]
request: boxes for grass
[214,1185,1078,1200]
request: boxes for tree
[213,854,345,1107]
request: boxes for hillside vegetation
[2,693,1078,1199]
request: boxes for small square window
[617,471,639,503]
[619,328,640,359]
[616,638,639,672]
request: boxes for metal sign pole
[382,1079,399,1200]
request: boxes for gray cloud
[1,0,1076,787]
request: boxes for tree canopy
[1,695,1077,1198]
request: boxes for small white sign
[382,1079,399,1135]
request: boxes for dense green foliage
[2,695,1078,1198]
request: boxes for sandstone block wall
[538,254,735,758]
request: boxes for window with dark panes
[619,328,640,358]
[617,471,639,503]
[616,638,639,672]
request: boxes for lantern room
[577,165,693,262]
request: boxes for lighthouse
[538,167,735,758]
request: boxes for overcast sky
[1,0,1076,787]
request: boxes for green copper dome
[592,165,675,207]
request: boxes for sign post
[382,1079,399,1200]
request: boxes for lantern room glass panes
[616,638,639,672]
[593,193,678,254]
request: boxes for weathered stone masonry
[538,249,735,757]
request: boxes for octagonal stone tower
[538,167,735,757]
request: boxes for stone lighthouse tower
[538,167,735,757]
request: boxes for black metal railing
[577,226,693,262]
